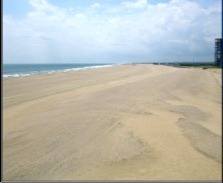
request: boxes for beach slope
[3,64,222,180]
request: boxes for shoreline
[3,64,222,180]
[3,63,117,78]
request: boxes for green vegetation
[152,62,222,69]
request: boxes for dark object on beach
[215,38,222,67]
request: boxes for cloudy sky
[3,0,222,64]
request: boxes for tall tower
[215,38,222,66]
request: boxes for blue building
[215,38,222,66]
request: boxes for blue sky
[3,0,222,64]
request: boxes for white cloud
[122,0,148,9]
[28,0,58,13]
[3,0,222,63]
[91,3,101,9]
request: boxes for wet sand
[3,64,222,180]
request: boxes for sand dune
[3,64,222,180]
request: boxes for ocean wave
[3,64,114,78]
[3,73,32,78]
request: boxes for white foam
[3,74,30,78]
[3,64,115,78]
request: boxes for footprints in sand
[167,103,221,162]
[168,105,211,121]
[176,118,221,162]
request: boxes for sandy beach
[3,64,222,180]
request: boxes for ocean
[3,63,114,78]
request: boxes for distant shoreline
[3,63,116,78]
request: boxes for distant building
[215,38,222,66]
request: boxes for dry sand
[3,64,222,181]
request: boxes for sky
[3,0,222,64]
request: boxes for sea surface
[3,63,114,78]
